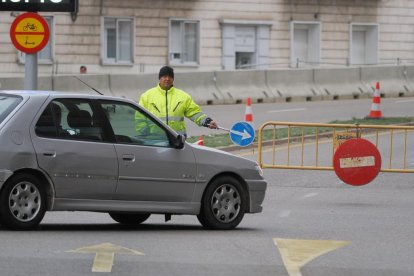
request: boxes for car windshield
[0,94,23,124]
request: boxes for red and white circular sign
[333,138,381,186]
[10,12,50,54]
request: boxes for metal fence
[257,122,414,173]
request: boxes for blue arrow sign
[229,121,255,147]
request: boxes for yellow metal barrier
[257,122,414,173]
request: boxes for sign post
[3,0,78,90]
[25,53,38,90]
[10,12,50,90]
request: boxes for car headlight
[254,165,264,177]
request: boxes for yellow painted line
[93,252,115,273]
[273,238,350,276]
[68,242,145,273]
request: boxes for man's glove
[202,117,213,127]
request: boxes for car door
[99,100,197,202]
[32,98,118,200]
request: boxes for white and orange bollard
[368,82,382,119]
[245,97,253,123]
[194,135,204,146]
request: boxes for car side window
[35,99,105,142]
[35,102,60,138]
[0,94,22,124]
[100,100,171,147]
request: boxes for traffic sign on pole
[333,138,381,186]
[10,12,50,90]
[229,121,255,147]
[10,12,50,54]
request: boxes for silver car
[0,91,266,230]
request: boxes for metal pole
[24,53,38,90]
[217,126,230,132]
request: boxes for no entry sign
[10,12,50,54]
[333,138,381,186]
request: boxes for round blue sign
[229,122,255,147]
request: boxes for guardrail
[257,122,414,173]
[1,65,414,104]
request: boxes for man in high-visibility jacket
[138,66,217,137]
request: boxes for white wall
[0,0,413,76]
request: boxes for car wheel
[197,176,247,230]
[109,213,151,225]
[0,173,47,230]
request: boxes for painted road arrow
[274,238,350,276]
[68,243,145,273]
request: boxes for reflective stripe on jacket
[138,84,207,135]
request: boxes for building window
[349,23,379,65]
[290,21,321,68]
[169,19,200,65]
[235,26,256,69]
[102,17,134,65]
[19,16,53,64]
[220,20,272,70]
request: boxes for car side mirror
[174,134,186,149]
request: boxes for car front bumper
[246,179,267,213]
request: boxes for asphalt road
[0,97,413,276]
[187,97,414,137]
[1,167,413,275]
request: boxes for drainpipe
[100,0,104,15]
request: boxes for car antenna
[72,75,104,95]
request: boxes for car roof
[1,90,51,96]
[0,90,135,103]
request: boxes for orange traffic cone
[368,82,382,119]
[194,135,204,146]
[245,97,253,123]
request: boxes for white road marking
[268,108,306,113]
[395,99,414,103]
[278,210,291,218]
[302,192,318,199]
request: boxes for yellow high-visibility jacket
[138,84,208,136]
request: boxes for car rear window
[0,94,23,124]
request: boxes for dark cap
[159,66,174,79]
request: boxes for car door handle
[43,151,56,157]
[122,154,135,162]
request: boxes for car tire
[0,173,47,230]
[109,213,151,225]
[197,176,247,230]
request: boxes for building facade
[0,0,413,76]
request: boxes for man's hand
[203,117,217,129]
[208,120,218,129]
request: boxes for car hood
[187,143,263,181]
